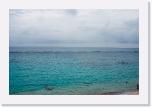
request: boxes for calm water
[9,47,139,95]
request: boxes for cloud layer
[9,9,139,48]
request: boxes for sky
[9,9,139,48]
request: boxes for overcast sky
[9,9,139,48]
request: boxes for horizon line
[9,46,139,48]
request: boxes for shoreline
[11,89,139,95]
[101,90,139,95]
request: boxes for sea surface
[9,47,139,95]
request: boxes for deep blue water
[9,47,139,95]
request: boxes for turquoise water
[9,47,139,95]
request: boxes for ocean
[9,47,139,95]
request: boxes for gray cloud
[9,9,139,48]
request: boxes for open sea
[9,47,139,95]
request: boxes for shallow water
[9,47,139,95]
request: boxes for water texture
[9,47,139,95]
